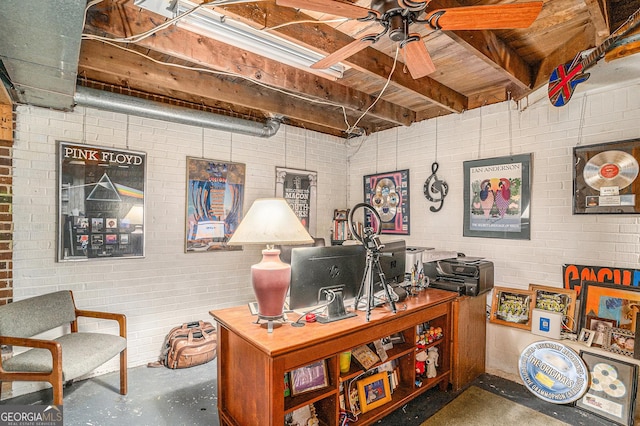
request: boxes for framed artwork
[587,316,617,348]
[529,284,577,331]
[578,328,595,346]
[357,371,392,413]
[363,169,410,235]
[573,139,640,214]
[463,154,531,239]
[58,141,146,261]
[275,167,317,233]
[290,360,329,396]
[489,287,534,330]
[351,344,380,370]
[576,351,638,425]
[606,327,635,357]
[578,280,640,335]
[334,209,349,220]
[185,157,245,252]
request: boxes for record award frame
[576,350,638,425]
[573,139,640,214]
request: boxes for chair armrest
[73,310,127,338]
[0,336,61,372]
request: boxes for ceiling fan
[276,0,543,79]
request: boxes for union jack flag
[547,59,590,107]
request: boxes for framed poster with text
[185,157,245,252]
[463,154,531,239]
[363,169,410,235]
[275,167,317,233]
[58,142,146,261]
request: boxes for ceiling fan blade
[401,35,436,79]
[276,0,371,19]
[425,2,543,30]
[311,36,376,70]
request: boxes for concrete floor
[0,363,613,425]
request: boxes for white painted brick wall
[10,78,640,391]
[348,81,640,378]
[12,106,348,387]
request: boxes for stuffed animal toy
[415,350,428,376]
[426,346,439,378]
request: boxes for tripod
[349,203,398,322]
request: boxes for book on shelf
[351,344,380,370]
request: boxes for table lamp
[227,198,313,331]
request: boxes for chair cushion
[0,291,76,337]
[3,333,126,381]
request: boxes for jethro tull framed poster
[463,154,531,239]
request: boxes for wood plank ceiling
[79,0,640,138]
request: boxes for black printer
[423,256,494,296]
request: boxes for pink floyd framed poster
[363,169,410,235]
[574,139,640,214]
[58,142,146,261]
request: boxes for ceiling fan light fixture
[136,0,347,79]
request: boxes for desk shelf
[211,288,457,426]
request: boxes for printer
[423,256,494,296]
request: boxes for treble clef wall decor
[423,161,449,212]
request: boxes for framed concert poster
[463,154,531,239]
[185,157,245,252]
[576,351,638,425]
[573,139,640,214]
[275,167,317,233]
[58,141,146,261]
[363,169,410,235]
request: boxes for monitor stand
[317,287,357,323]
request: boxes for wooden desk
[210,288,456,426]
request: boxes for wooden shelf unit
[210,288,456,426]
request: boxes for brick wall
[0,103,13,396]
[348,81,640,378]
[9,79,640,389]
[0,104,13,305]
[11,106,348,379]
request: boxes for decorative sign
[563,263,640,295]
[519,341,588,404]
[275,167,317,233]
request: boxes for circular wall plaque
[518,340,588,404]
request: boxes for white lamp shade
[227,198,313,246]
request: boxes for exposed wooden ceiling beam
[444,29,534,93]
[85,1,413,128]
[218,2,468,113]
[584,0,610,43]
[78,40,382,135]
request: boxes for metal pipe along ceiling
[74,86,280,138]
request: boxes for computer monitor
[375,239,407,286]
[289,244,366,322]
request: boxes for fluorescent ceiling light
[134,0,346,79]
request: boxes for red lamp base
[251,248,290,330]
